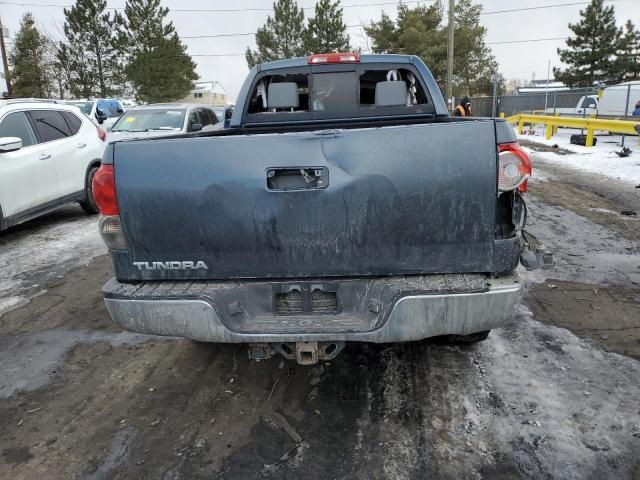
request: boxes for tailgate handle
[266,167,328,191]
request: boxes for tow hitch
[248,341,345,365]
[520,230,554,270]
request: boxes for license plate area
[274,283,338,315]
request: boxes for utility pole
[445,0,455,111]
[543,59,550,113]
[0,16,12,97]
[491,71,498,117]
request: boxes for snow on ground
[0,206,105,317]
[476,310,640,479]
[520,195,640,287]
[516,126,640,185]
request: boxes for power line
[187,34,570,56]
[480,0,624,15]
[0,0,625,12]
[182,24,367,39]
[0,0,428,11]
[487,37,567,45]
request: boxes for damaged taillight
[96,126,106,141]
[498,142,531,192]
[93,165,118,215]
[93,164,126,250]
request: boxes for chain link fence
[469,88,599,117]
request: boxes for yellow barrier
[506,113,640,147]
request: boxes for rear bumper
[102,273,522,343]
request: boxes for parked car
[64,98,125,129]
[545,94,598,116]
[106,103,221,141]
[94,53,553,365]
[597,81,640,118]
[0,99,106,231]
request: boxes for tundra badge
[132,261,209,271]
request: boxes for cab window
[245,65,433,122]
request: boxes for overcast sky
[1,0,639,101]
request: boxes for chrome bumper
[102,274,522,343]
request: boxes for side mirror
[95,108,107,124]
[190,123,203,132]
[0,137,23,152]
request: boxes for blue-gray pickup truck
[93,53,552,365]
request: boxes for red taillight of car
[498,142,532,192]
[307,52,360,64]
[96,126,106,141]
[92,164,119,215]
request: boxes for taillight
[92,164,118,215]
[307,52,360,64]
[498,142,532,192]
[96,126,106,141]
[93,164,126,250]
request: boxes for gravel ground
[0,150,639,479]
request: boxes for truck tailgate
[114,120,498,280]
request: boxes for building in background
[517,78,568,94]
[180,80,227,106]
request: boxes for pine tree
[9,13,50,98]
[117,0,198,102]
[245,0,307,68]
[553,0,621,87]
[365,1,498,96]
[306,0,350,54]
[48,41,72,99]
[365,3,445,68]
[612,20,640,82]
[126,36,198,103]
[452,0,500,96]
[59,0,123,98]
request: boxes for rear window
[62,111,82,134]
[245,65,433,123]
[96,100,124,118]
[110,109,185,132]
[67,101,93,115]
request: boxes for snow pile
[516,126,640,185]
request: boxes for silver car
[106,103,221,141]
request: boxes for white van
[597,81,640,118]
[545,95,598,116]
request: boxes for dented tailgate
[113,120,498,280]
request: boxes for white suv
[0,100,107,231]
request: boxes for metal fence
[469,88,599,117]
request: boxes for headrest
[268,82,299,109]
[375,81,407,107]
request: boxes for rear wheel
[79,164,100,214]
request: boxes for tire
[450,330,491,344]
[79,164,100,214]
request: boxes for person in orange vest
[454,97,472,116]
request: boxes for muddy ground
[1,150,639,479]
